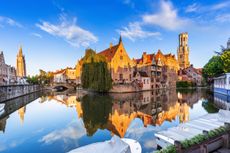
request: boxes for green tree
[81,49,112,92]
[202,56,224,82]
[220,50,230,73]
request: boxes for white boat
[0,103,5,115]
[68,135,141,153]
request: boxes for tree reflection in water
[81,94,113,136]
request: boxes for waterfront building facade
[178,65,203,86]
[53,69,67,83]
[214,73,230,96]
[16,46,26,78]
[75,36,136,84]
[133,71,151,90]
[177,32,190,69]
[53,67,76,84]
[97,37,135,84]
[135,52,163,89]
[0,51,17,85]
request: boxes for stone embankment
[0,85,41,102]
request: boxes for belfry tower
[177,32,190,69]
[16,46,26,77]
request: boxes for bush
[176,81,195,88]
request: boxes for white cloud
[211,1,230,10]
[144,139,157,149]
[123,0,135,8]
[215,14,230,22]
[117,22,160,41]
[39,120,86,144]
[36,14,98,47]
[142,0,189,30]
[31,33,42,38]
[0,16,22,28]
[186,3,199,13]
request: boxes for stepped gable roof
[97,44,119,62]
[136,52,155,64]
[133,71,149,77]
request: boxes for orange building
[76,36,135,84]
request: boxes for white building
[53,69,67,83]
[214,73,230,96]
[133,71,151,91]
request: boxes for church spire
[119,35,122,44]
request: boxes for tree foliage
[27,70,53,85]
[81,49,112,92]
[202,56,224,81]
[220,50,230,73]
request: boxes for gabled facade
[0,51,17,85]
[75,36,135,84]
[133,71,151,90]
[178,65,203,86]
[136,50,178,89]
[53,67,76,84]
[98,37,135,84]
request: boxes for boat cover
[68,135,131,153]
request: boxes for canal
[0,89,225,153]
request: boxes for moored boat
[68,135,141,153]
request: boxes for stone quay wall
[0,85,42,102]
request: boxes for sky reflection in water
[0,89,218,153]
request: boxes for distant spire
[19,45,23,56]
[119,35,122,44]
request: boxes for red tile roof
[97,44,119,62]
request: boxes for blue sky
[0,0,230,75]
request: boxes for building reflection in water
[42,89,207,138]
[213,92,230,111]
[18,106,26,124]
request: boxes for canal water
[0,89,223,153]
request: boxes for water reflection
[213,92,230,110]
[0,89,219,153]
[39,89,214,139]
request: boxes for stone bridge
[51,83,76,90]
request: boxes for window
[120,56,123,60]
[229,77,230,85]
[144,79,146,84]
[119,74,123,80]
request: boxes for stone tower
[16,46,26,77]
[227,38,230,49]
[177,32,190,69]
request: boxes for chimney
[110,43,113,49]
